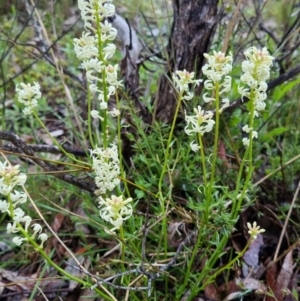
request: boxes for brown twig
[1,143,87,156]
[0,131,96,193]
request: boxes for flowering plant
[0,160,48,247]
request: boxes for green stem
[157,90,183,295]
[119,226,126,273]
[205,82,220,223]
[157,91,184,250]
[231,89,255,219]
[95,9,108,149]
[6,197,112,300]
[198,134,208,188]
[197,238,252,294]
[158,91,184,197]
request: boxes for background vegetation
[0,0,299,300]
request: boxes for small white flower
[238,47,274,117]
[15,82,41,115]
[108,108,120,117]
[183,91,194,101]
[203,79,214,90]
[242,125,252,133]
[81,58,104,72]
[16,82,41,102]
[247,221,265,239]
[86,69,102,83]
[0,179,13,196]
[185,106,215,136]
[38,233,48,248]
[172,70,202,94]
[14,173,27,186]
[105,65,123,88]
[190,141,200,152]
[99,195,133,231]
[90,144,120,195]
[203,93,215,103]
[21,215,32,232]
[13,208,25,223]
[12,236,26,246]
[219,98,230,113]
[74,32,98,60]
[10,190,27,204]
[103,43,116,60]
[242,137,250,146]
[0,162,20,178]
[202,51,232,111]
[0,200,9,213]
[100,20,118,41]
[31,223,43,239]
[202,51,233,81]
[238,85,250,100]
[242,126,258,144]
[220,75,232,94]
[7,222,19,234]
[90,110,104,120]
[99,101,108,110]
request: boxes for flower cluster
[76,1,131,232]
[185,106,215,136]
[90,144,120,195]
[74,0,122,117]
[239,47,274,114]
[172,70,202,100]
[0,161,47,247]
[247,221,265,240]
[202,51,233,112]
[99,195,132,232]
[15,82,41,115]
[238,47,274,145]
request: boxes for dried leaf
[243,234,264,276]
[168,222,184,247]
[274,251,293,301]
[218,139,228,166]
[242,277,267,292]
[204,283,220,300]
[0,268,37,292]
[266,263,278,301]
[52,213,65,232]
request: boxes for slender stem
[6,197,113,300]
[157,90,183,295]
[195,239,252,296]
[232,89,255,219]
[198,134,208,188]
[119,226,126,273]
[158,91,184,195]
[180,134,209,288]
[205,83,220,223]
[95,8,108,149]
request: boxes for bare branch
[0,131,95,193]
